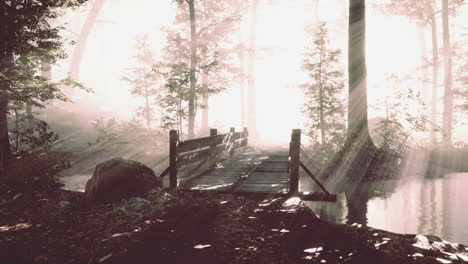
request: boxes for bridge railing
[288,129,336,201]
[164,127,248,189]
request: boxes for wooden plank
[255,163,289,169]
[254,168,289,173]
[177,134,228,153]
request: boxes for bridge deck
[179,150,290,194]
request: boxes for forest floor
[1,151,468,264]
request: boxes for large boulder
[85,158,162,202]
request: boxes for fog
[48,0,466,146]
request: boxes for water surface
[303,173,468,245]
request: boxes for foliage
[87,117,166,151]
[371,74,426,153]
[157,0,243,135]
[122,35,161,129]
[452,42,468,111]
[0,0,88,170]
[374,0,464,26]
[9,111,59,153]
[300,22,346,154]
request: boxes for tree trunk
[144,76,151,129]
[430,15,439,144]
[320,0,376,182]
[187,0,197,139]
[348,0,372,142]
[0,50,13,175]
[200,70,208,135]
[247,0,258,139]
[318,32,325,145]
[238,33,246,128]
[69,0,106,80]
[418,27,430,129]
[441,0,453,145]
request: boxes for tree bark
[320,0,376,182]
[69,0,106,80]
[347,0,371,142]
[441,0,453,145]
[187,0,197,139]
[0,50,13,175]
[247,0,258,139]
[429,14,439,144]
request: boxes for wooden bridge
[159,128,336,202]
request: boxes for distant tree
[164,0,240,137]
[300,22,346,153]
[69,0,106,80]
[371,74,425,153]
[158,62,190,137]
[247,0,259,139]
[122,35,161,129]
[453,41,468,112]
[441,0,453,145]
[0,0,87,174]
[173,0,198,139]
[377,0,464,144]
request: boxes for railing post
[289,129,301,193]
[169,130,179,190]
[210,128,218,137]
[243,127,249,146]
[229,127,235,158]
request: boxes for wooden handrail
[168,127,249,189]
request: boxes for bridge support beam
[289,129,301,193]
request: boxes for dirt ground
[1,152,468,264]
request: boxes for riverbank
[1,152,468,264]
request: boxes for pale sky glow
[55,0,466,144]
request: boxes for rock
[85,158,162,202]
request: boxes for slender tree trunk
[238,33,246,128]
[187,0,197,139]
[441,0,453,145]
[430,15,439,144]
[201,73,209,135]
[318,42,325,145]
[14,109,19,153]
[144,80,150,129]
[0,50,13,175]
[69,0,106,80]
[418,28,430,129]
[247,0,259,139]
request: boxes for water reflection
[302,173,468,245]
